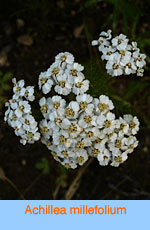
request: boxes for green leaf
[84,0,101,7]
[35,157,50,174]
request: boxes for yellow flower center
[27,132,33,138]
[120,50,125,56]
[52,67,59,75]
[42,126,49,133]
[86,131,94,138]
[115,140,122,148]
[92,148,100,155]
[115,156,122,163]
[84,115,92,124]
[66,108,74,117]
[104,120,111,128]
[58,81,65,88]
[77,156,84,163]
[53,102,60,109]
[60,55,66,62]
[40,104,48,113]
[59,135,67,144]
[69,125,77,133]
[40,78,47,85]
[129,121,136,129]
[76,141,84,149]
[98,103,109,112]
[113,63,119,69]
[18,105,24,111]
[70,69,77,76]
[75,82,83,88]
[80,101,88,110]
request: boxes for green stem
[5,177,25,200]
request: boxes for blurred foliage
[0,72,12,113]
[56,165,68,188]
[35,157,50,175]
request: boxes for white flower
[40,119,52,139]
[111,152,128,167]
[78,113,97,128]
[101,46,117,60]
[47,62,64,80]
[123,114,140,135]
[12,78,25,98]
[124,136,138,153]
[76,94,94,114]
[97,149,111,166]
[65,101,80,119]
[55,52,75,66]
[39,97,49,119]
[76,149,88,166]
[108,137,126,156]
[54,74,72,95]
[53,130,73,148]
[94,95,114,114]
[66,62,84,80]
[137,68,144,77]
[15,101,31,118]
[133,51,146,68]
[112,34,129,50]
[120,57,137,75]
[100,30,112,40]
[97,112,116,134]
[116,117,129,137]
[73,75,89,95]
[24,86,35,101]
[38,71,53,94]
[106,53,123,76]
[92,36,110,51]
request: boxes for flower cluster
[38,52,89,95]
[39,93,139,169]
[4,78,40,145]
[92,30,146,77]
[5,50,141,169]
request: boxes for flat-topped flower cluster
[4,51,140,169]
[4,78,40,145]
[92,30,146,77]
[38,52,89,95]
[39,93,139,169]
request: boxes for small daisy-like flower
[94,95,114,114]
[38,71,54,94]
[65,101,80,119]
[78,113,97,129]
[123,114,140,135]
[97,149,111,166]
[97,112,116,134]
[106,53,123,76]
[15,101,31,118]
[133,51,146,68]
[73,75,89,95]
[12,78,26,98]
[76,149,88,166]
[54,73,72,95]
[124,136,139,153]
[111,152,128,167]
[55,52,75,66]
[112,34,129,50]
[66,62,84,80]
[24,86,35,102]
[92,37,110,51]
[76,94,94,114]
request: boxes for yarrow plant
[4,44,141,169]
[92,30,146,77]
